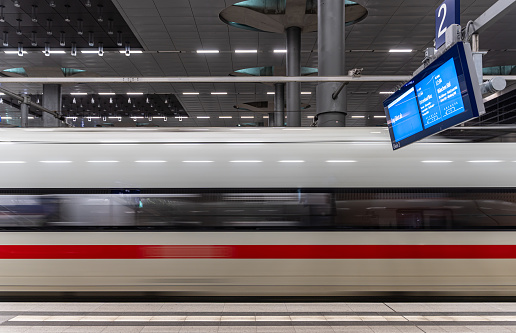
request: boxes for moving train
[1,127,516,296]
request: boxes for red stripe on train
[0,245,515,259]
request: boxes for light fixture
[60,31,66,46]
[127,97,131,103]
[72,97,76,104]
[31,5,38,22]
[197,116,210,119]
[196,50,219,54]
[88,31,94,46]
[80,50,98,54]
[108,19,114,35]
[0,5,5,23]
[13,0,21,8]
[389,49,412,53]
[77,19,84,35]
[301,92,312,95]
[64,4,71,22]
[240,116,254,119]
[85,0,92,7]
[2,31,8,47]
[98,42,104,56]
[46,19,53,35]
[31,31,37,46]
[44,42,50,56]
[273,49,287,53]
[374,115,386,118]
[39,161,73,164]
[71,42,77,56]
[267,92,275,95]
[467,160,503,163]
[49,1,56,8]
[109,97,113,104]
[91,97,95,104]
[183,92,199,95]
[219,116,232,119]
[71,92,88,95]
[235,49,257,53]
[351,115,365,118]
[97,4,104,22]
[116,31,122,46]
[211,92,227,95]
[146,97,150,104]
[127,92,143,95]
[17,42,23,57]
[125,42,130,56]
[16,19,22,35]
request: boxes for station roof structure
[0,0,514,127]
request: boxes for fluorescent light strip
[240,116,254,119]
[87,160,120,163]
[98,92,116,95]
[41,50,66,54]
[301,92,312,95]
[197,116,210,119]
[274,49,287,53]
[421,160,453,163]
[211,92,227,95]
[307,116,314,119]
[467,160,503,163]
[182,160,213,163]
[4,51,27,54]
[70,92,87,95]
[235,49,257,53]
[127,92,144,95]
[118,50,143,53]
[183,92,199,95]
[389,49,412,53]
[267,92,275,95]
[197,50,219,54]
[279,160,305,163]
[374,115,386,118]
[39,161,72,163]
[230,160,263,163]
[80,50,98,54]
[0,161,26,164]
[2,117,12,119]
[263,116,269,119]
[370,131,381,134]
[351,115,365,118]
[326,160,357,163]
[134,160,167,163]
[219,116,232,119]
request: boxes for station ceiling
[0,0,515,127]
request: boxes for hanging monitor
[383,42,485,150]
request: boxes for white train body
[0,127,515,296]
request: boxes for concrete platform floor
[2,302,516,332]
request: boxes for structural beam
[468,0,516,36]
[0,75,513,84]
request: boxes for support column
[286,26,301,127]
[20,95,29,128]
[471,34,484,85]
[268,113,275,127]
[316,0,347,127]
[42,84,62,127]
[274,82,285,126]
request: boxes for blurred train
[1,127,516,296]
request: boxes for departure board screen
[383,42,485,150]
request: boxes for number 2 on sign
[438,3,447,38]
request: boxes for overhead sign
[435,0,460,49]
[383,42,485,150]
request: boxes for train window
[0,188,516,231]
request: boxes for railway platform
[2,302,516,332]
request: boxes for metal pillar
[20,94,29,128]
[316,0,346,127]
[471,34,484,85]
[268,113,275,127]
[42,84,62,127]
[286,26,301,127]
[274,83,285,126]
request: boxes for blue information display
[416,58,465,128]
[383,42,485,150]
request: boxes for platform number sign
[435,0,460,49]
